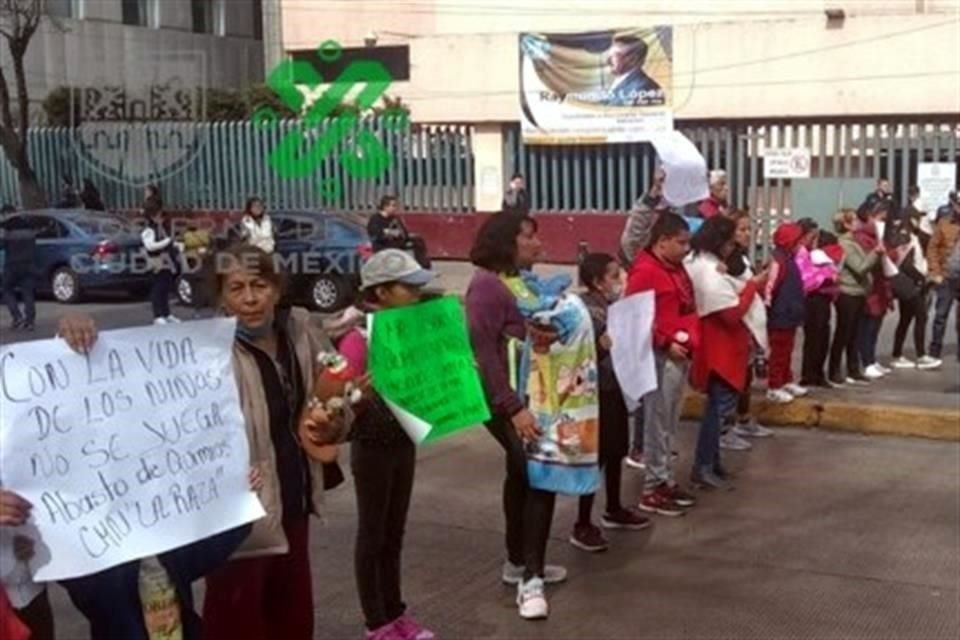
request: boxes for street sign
[763,148,811,179]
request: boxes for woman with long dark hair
[465,213,566,621]
[241,197,275,254]
[685,217,768,490]
[140,200,179,324]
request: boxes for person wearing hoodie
[798,229,844,388]
[856,200,895,380]
[685,217,769,490]
[829,209,884,385]
[627,213,701,516]
[764,222,808,404]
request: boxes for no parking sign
[764,148,812,179]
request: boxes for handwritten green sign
[369,296,490,443]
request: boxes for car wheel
[176,276,193,306]
[310,274,351,312]
[51,267,81,303]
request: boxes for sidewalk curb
[681,393,960,441]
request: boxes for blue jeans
[858,314,884,367]
[929,280,958,359]
[694,375,739,471]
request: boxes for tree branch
[0,61,14,130]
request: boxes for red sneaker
[637,487,685,517]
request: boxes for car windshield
[70,215,135,236]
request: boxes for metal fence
[507,118,960,216]
[0,119,476,212]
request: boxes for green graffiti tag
[254,40,409,204]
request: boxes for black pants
[801,293,833,385]
[150,270,174,319]
[893,285,930,359]
[485,416,557,581]
[16,590,54,640]
[578,387,628,521]
[351,439,416,631]
[2,268,36,324]
[829,293,866,381]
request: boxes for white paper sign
[763,148,811,179]
[651,131,709,207]
[917,163,956,217]
[0,319,265,581]
[608,292,657,404]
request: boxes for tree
[0,0,56,208]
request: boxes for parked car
[174,210,370,313]
[0,209,151,303]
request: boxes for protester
[241,196,276,254]
[141,200,180,325]
[829,209,882,385]
[799,229,844,387]
[927,192,960,361]
[144,184,163,210]
[620,167,669,266]
[199,244,349,640]
[886,223,936,369]
[57,177,80,208]
[856,201,894,380]
[627,213,700,514]
[1,207,37,331]
[336,249,438,640]
[685,216,768,490]
[721,211,773,444]
[763,221,809,403]
[697,170,729,219]
[465,214,566,620]
[79,178,106,211]
[502,173,531,216]
[904,185,933,245]
[568,253,651,550]
[56,466,261,640]
[368,195,411,252]
[0,489,53,640]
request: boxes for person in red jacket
[764,222,808,404]
[685,217,770,490]
[626,212,700,517]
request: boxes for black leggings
[893,286,930,359]
[485,416,557,581]
[150,270,174,319]
[351,439,416,631]
[801,293,832,385]
[829,293,866,380]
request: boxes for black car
[175,210,370,313]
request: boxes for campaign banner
[520,28,674,144]
[0,319,264,581]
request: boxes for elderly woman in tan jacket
[57,243,351,640]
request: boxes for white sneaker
[766,389,794,404]
[863,364,885,380]
[845,377,870,386]
[734,420,774,438]
[153,317,168,325]
[166,315,182,324]
[891,357,916,369]
[783,383,809,397]
[517,578,548,620]
[502,562,567,585]
[917,356,943,370]
[876,363,892,374]
[720,431,753,451]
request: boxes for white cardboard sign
[764,148,811,179]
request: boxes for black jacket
[367,213,410,252]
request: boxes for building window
[253,0,263,40]
[122,0,148,27]
[47,0,82,18]
[192,0,225,35]
[290,45,411,82]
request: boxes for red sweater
[690,281,759,393]
[698,196,727,219]
[626,250,701,352]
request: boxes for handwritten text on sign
[0,319,264,581]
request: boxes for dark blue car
[0,209,152,303]
[174,210,370,313]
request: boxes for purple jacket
[466,269,526,418]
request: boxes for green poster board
[369,296,491,443]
